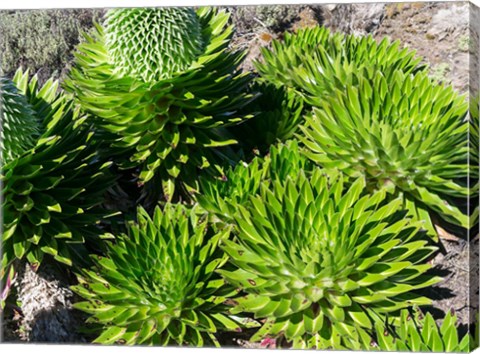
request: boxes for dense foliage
[220,169,440,349]
[0,6,476,351]
[64,7,255,202]
[300,66,470,233]
[1,70,114,270]
[72,204,236,346]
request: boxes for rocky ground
[1,1,478,347]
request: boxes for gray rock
[321,3,386,35]
[427,3,469,39]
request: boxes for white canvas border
[0,1,478,354]
[0,0,475,10]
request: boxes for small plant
[299,66,470,234]
[369,308,471,352]
[72,204,239,346]
[458,35,470,52]
[1,69,114,269]
[430,63,451,85]
[197,140,312,224]
[65,7,255,201]
[220,168,440,349]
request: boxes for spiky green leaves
[231,82,304,155]
[72,204,238,346]
[65,7,254,200]
[0,77,39,164]
[105,8,204,81]
[292,308,472,351]
[0,265,16,311]
[197,140,313,224]
[255,26,426,97]
[219,169,440,348]
[370,309,471,352]
[1,70,114,268]
[299,67,470,230]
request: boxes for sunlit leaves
[220,168,440,348]
[72,204,237,346]
[300,66,470,230]
[1,69,115,270]
[64,7,255,201]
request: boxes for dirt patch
[375,2,470,94]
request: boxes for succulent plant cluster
[300,67,470,233]
[1,5,475,352]
[256,25,473,236]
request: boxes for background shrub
[226,5,318,33]
[0,9,103,84]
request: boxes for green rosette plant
[219,168,441,349]
[72,204,240,346]
[247,27,427,158]
[1,70,115,269]
[64,7,255,201]
[255,26,426,98]
[299,66,470,234]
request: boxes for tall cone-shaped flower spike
[105,8,204,81]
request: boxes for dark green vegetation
[1,6,476,351]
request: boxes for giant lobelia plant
[1,69,114,271]
[299,65,471,235]
[71,203,240,346]
[219,168,441,349]
[64,7,255,202]
[245,27,427,158]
